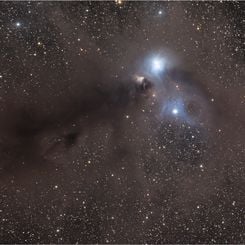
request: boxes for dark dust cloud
[0,1,244,243]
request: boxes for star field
[0,1,244,243]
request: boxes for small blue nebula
[141,55,167,81]
[172,108,179,115]
[151,57,165,74]
[161,98,194,125]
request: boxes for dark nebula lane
[0,1,244,244]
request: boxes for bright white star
[151,57,165,73]
[15,22,21,27]
[153,59,162,70]
[172,108,179,115]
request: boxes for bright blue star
[160,98,195,124]
[152,58,163,71]
[138,53,169,83]
[172,108,179,115]
[150,56,166,75]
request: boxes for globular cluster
[0,1,244,244]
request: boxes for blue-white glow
[161,99,184,117]
[139,53,170,82]
[150,56,166,76]
[172,108,179,115]
[15,22,21,27]
[160,98,196,125]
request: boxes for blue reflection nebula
[140,55,167,80]
[151,57,165,73]
[172,108,179,115]
[161,98,194,125]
